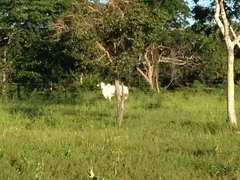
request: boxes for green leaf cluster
[0,0,234,96]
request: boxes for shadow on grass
[7,103,44,119]
[167,119,224,135]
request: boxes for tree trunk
[115,71,124,127]
[214,0,238,129]
[17,83,21,100]
[2,48,7,98]
[2,72,7,98]
[227,47,238,128]
[136,66,155,89]
[1,33,13,99]
[50,81,53,92]
[79,73,84,85]
[155,63,159,92]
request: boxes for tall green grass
[0,88,240,179]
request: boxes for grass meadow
[1,87,240,179]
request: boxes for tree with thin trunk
[214,0,239,128]
[62,0,158,126]
[96,42,126,127]
[60,0,191,125]
[0,32,15,99]
[2,48,7,98]
[114,70,125,127]
[137,41,201,91]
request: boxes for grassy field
[1,87,240,179]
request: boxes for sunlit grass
[1,88,240,179]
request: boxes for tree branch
[159,57,188,66]
[231,27,240,48]
[214,0,225,35]
[96,42,112,64]
[219,0,230,40]
[136,67,151,85]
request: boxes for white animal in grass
[97,82,129,100]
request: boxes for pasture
[1,87,240,179]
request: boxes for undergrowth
[0,88,240,179]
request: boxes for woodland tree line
[0,0,240,99]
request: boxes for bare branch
[165,78,175,90]
[52,18,69,38]
[96,42,112,64]
[214,0,225,35]
[219,0,230,37]
[231,26,240,48]
[96,54,106,62]
[144,47,152,68]
[159,57,188,66]
[136,67,151,85]
[107,0,125,18]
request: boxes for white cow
[97,82,129,100]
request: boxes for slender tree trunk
[50,81,53,92]
[79,73,84,85]
[17,83,21,100]
[1,33,13,99]
[115,70,124,127]
[227,47,237,128]
[155,63,159,92]
[2,48,7,98]
[2,72,7,98]
[149,66,154,89]
[214,0,238,128]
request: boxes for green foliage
[0,0,73,98]
[64,0,171,81]
[0,0,236,95]
[0,0,70,27]
[140,0,190,27]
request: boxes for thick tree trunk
[227,48,238,128]
[115,71,124,127]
